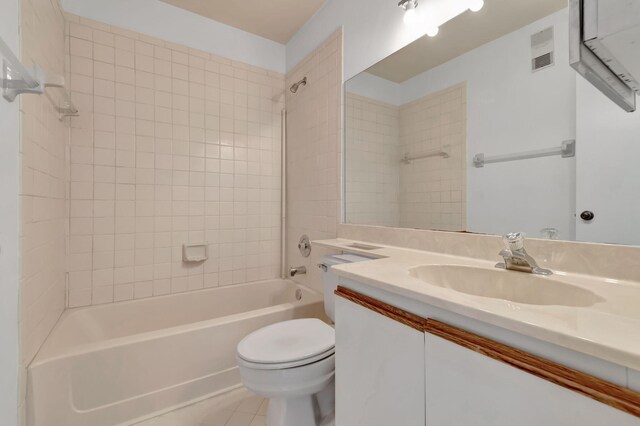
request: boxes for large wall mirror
[344,0,640,246]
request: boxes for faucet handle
[540,228,559,240]
[503,232,525,251]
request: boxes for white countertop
[315,238,640,371]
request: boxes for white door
[575,77,640,245]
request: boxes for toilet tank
[320,254,374,322]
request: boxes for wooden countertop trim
[336,285,640,418]
[335,286,427,331]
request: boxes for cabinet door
[335,296,425,426]
[425,332,640,426]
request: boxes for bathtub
[28,279,325,426]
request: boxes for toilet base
[265,379,335,426]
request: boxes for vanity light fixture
[468,0,484,12]
[399,0,419,26]
[398,0,439,37]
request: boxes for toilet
[236,254,372,426]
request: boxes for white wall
[60,0,285,73]
[345,72,403,106]
[0,0,21,424]
[287,0,401,78]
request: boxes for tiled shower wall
[399,83,467,231]
[343,83,467,232]
[285,30,342,293]
[19,0,68,419]
[345,93,400,227]
[66,14,285,307]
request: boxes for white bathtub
[28,279,325,426]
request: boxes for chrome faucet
[289,266,307,277]
[495,233,552,275]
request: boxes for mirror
[344,0,640,246]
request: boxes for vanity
[316,237,640,426]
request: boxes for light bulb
[403,8,419,26]
[426,26,439,37]
[468,0,484,12]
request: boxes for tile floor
[134,387,267,426]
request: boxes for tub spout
[289,266,307,277]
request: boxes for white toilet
[236,254,372,426]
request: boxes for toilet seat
[237,319,335,370]
[237,347,335,370]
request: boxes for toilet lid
[237,319,335,365]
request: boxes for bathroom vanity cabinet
[334,294,425,426]
[334,285,640,426]
[423,330,638,425]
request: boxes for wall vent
[531,26,554,72]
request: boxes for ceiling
[366,0,568,83]
[159,0,327,44]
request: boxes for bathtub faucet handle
[298,235,311,258]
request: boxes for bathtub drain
[295,289,303,301]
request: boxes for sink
[409,265,604,307]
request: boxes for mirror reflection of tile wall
[345,94,400,227]
[345,83,467,231]
[399,83,466,231]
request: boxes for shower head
[290,77,307,93]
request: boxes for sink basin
[409,265,604,307]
